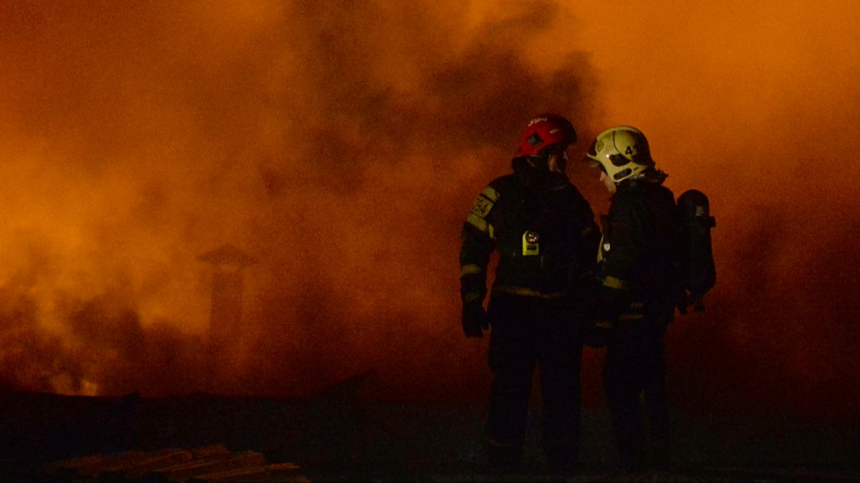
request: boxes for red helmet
[515,113,577,157]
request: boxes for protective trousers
[603,316,670,470]
[486,295,583,469]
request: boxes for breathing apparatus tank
[677,189,716,313]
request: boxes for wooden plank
[74,450,146,477]
[148,451,265,483]
[188,465,270,482]
[72,449,185,477]
[100,449,193,480]
[266,462,300,472]
[189,445,232,459]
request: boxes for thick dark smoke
[1,0,859,423]
[0,1,596,399]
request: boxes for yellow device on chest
[522,230,540,256]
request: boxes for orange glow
[1,1,858,419]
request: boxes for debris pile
[41,445,308,482]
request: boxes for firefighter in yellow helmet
[459,114,600,474]
[584,126,682,472]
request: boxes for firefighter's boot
[544,442,579,476]
[487,441,523,474]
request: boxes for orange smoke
[1,0,858,421]
[0,0,594,399]
[571,0,860,420]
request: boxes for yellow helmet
[584,126,655,182]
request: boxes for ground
[0,383,858,482]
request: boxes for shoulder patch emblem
[470,186,498,218]
[471,195,494,217]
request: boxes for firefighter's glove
[678,290,706,314]
[462,301,488,338]
[690,291,706,312]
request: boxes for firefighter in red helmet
[459,113,599,474]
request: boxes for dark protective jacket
[460,158,600,305]
[598,175,682,310]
